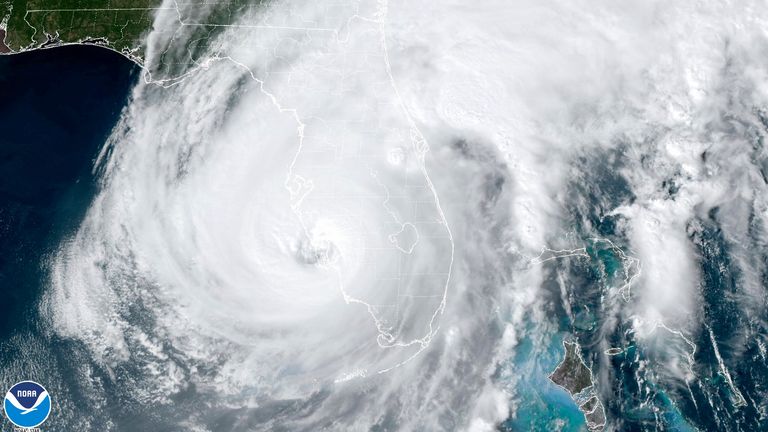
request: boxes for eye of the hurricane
[46,0,458,395]
[294,225,341,267]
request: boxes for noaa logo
[3,381,51,429]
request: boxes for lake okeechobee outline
[4,381,51,428]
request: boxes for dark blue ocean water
[0,45,136,429]
[500,151,768,432]
[0,45,136,337]
[0,44,764,432]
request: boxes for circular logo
[3,381,51,428]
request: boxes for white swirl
[37,0,768,429]
[45,0,465,404]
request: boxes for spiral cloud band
[42,0,768,430]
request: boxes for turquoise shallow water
[1,42,767,431]
[499,329,588,432]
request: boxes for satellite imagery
[0,0,767,431]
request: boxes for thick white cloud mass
[43,0,768,430]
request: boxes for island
[549,341,607,431]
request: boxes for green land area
[1,0,256,64]
[1,0,164,61]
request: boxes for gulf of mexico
[0,44,136,430]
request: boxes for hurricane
[35,0,768,430]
